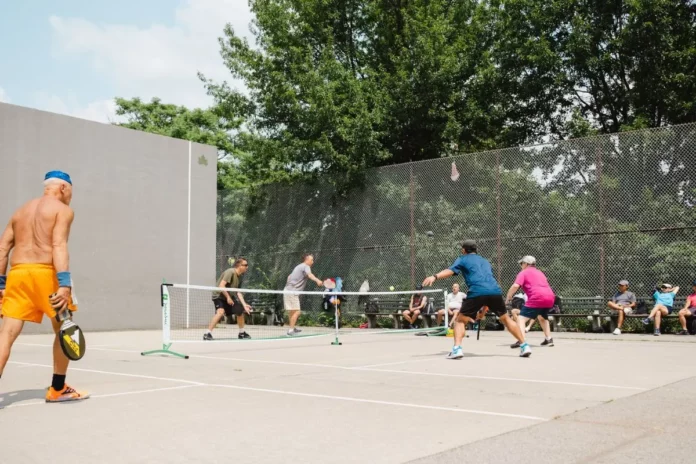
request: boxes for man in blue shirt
[642,283,680,336]
[423,240,531,359]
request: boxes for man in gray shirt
[284,253,324,335]
[607,279,636,335]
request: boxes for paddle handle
[49,293,72,322]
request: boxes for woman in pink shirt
[505,255,556,347]
[677,280,696,335]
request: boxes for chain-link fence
[216,123,696,329]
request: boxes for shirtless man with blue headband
[0,170,89,402]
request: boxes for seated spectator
[643,283,680,336]
[437,283,466,326]
[607,279,636,335]
[677,280,696,335]
[403,284,428,329]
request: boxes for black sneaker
[238,332,251,339]
[540,338,554,346]
[203,333,213,341]
[677,329,688,335]
[510,341,521,349]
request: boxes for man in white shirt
[437,283,466,326]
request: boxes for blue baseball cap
[44,170,72,185]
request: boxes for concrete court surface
[1,328,695,464]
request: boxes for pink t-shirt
[688,294,696,308]
[514,267,556,308]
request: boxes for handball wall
[0,102,217,333]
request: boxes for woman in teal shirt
[643,283,680,336]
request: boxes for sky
[0,0,254,123]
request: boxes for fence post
[409,164,416,289]
[596,144,606,299]
[495,151,502,283]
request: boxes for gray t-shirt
[612,291,636,306]
[285,263,312,291]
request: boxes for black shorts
[213,297,244,317]
[460,295,507,319]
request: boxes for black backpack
[365,299,380,314]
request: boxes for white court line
[355,359,433,369]
[8,361,205,386]
[2,385,199,409]
[93,385,199,399]
[206,383,547,421]
[177,354,645,390]
[8,361,545,421]
[357,368,647,390]
[14,344,644,390]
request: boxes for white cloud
[0,87,9,103]
[33,93,118,124]
[47,0,254,121]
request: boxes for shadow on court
[0,389,46,408]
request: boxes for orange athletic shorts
[0,263,78,324]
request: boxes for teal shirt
[653,290,675,307]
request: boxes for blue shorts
[520,306,551,320]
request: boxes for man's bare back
[7,196,73,266]
[0,171,89,403]
[0,174,75,312]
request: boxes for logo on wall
[198,155,209,166]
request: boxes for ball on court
[389,286,395,291]
[426,231,434,237]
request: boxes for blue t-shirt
[448,254,502,298]
[653,290,676,307]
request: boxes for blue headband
[44,170,72,185]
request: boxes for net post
[141,282,190,359]
[443,290,449,328]
[331,300,342,345]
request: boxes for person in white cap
[607,280,636,335]
[504,255,556,347]
[643,283,680,336]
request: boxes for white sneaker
[446,346,464,359]
[613,328,621,335]
[286,328,302,336]
[519,343,532,358]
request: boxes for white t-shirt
[446,291,466,309]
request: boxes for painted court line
[206,383,547,421]
[2,385,199,409]
[14,344,644,390]
[8,361,206,386]
[355,359,433,369]
[10,361,546,421]
[183,354,644,390]
[92,385,199,399]
[356,368,647,390]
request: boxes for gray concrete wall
[0,102,217,334]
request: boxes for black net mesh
[216,123,696,331]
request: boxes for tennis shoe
[446,346,464,359]
[519,343,532,358]
[46,384,90,403]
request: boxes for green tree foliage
[200,0,696,189]
[113,97,248,189]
